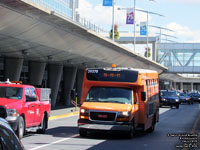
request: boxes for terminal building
[0,0,200,109]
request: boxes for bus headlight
[118,111,130,117]
[80,109,89,119]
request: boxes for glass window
[85,87,133,104]
[0,87,22,100]
[30,88,37,99]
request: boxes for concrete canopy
[0,0,167,74]
[159,73,200,83]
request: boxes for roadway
[21,104,200,150]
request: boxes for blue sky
[78,0,200,43]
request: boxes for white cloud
[165,22,200,42]
[77,0,150,31]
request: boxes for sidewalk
[49,106,80,120]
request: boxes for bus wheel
[147,116,156,133]
[176,105,179,109]
[79,129,87,137]
[128,120,135,138]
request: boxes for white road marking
[28,134,79,150]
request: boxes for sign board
[103,0,113,6]
[126,9,134,24]
[140,22,147,35]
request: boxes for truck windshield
[0,87,23,100]
[85,87,132,104]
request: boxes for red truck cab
[0,79,51,139]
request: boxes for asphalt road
[21,104,200,150]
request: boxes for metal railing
[22,0,107,33]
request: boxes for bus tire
[147,116,156,133]
[127,120,135,138]
[79,129,87,137]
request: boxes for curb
[49,111,79,120]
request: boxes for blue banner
[140,22,147,35]
[103,0,113,6]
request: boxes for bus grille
[0,106,7,119]
[90,111,116,121]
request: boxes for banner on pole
[126,9,134,24]
[103,0,113,6]
[140,22,147,35]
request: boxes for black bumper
[160,101,179,106]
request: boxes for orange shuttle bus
[78,66,159,138]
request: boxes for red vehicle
[0,79,51,139]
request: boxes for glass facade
[26,0,73,19]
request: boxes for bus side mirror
[141,91,146,101]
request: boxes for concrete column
[191,82,194,92]
[173,82,177,90]
[180,82,183,91]
[63,65,77,106]
[152,42,157,62]
[48,64,63,109]
[29,61,46,86]
[5,57,23,81]
[169,81,173,90]
[76,68,85,104]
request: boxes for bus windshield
[85,87,132,104]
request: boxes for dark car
[179,92,193,104]
[190,92,200,103]
[0,118,24,150]
[160,90,180,109]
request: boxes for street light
[135,9,164,51]
[148,25,174,43]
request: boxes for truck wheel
[37,114,47,134]
[79,129,87,137]
[176,105,179,109]
[17,116,25,139]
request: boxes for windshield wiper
[102,101,125,104]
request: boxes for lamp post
[135,9,164,51]
[112,0,115,41]
[148,25,174,43]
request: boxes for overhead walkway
[157,43,200,73]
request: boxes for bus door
[133,90,139,126]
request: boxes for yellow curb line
[49,111,79,120]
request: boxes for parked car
[190,92,200,103]
[179,92,193,104]
[0,118,24,150]
[160,90,180,109]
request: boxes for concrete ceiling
[0,0,167,74]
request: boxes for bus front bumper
[78,119,132,132]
